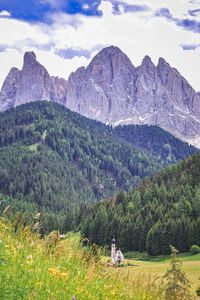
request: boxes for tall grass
[0,212,196,299]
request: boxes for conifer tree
[163,245,192,300]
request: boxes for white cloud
[0,10,11,17]
[119,0,200,19]
[0,0,200,91]
[36,49,91,79]
[0,48,22,87]
[99,1,113,16]
[82,4,89,10]
[0,18,49,47]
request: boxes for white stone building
[111,238,124,265]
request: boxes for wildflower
[60,271,70,279]
[4,258,7,261]
[0,240,2,244]
[72,297,76,300]
[110,289,116,296]
[0,222,9,229]
[88,262,94,280]
[48,268,60,275]
[55,244,63,262]
[33,294,37,297]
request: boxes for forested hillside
[81,152,200,255]
[0,101,158,233]
[0,101,197,234]
[114,124,196,163]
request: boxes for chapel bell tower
[111,238,116,264]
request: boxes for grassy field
[55,233,200,297]
[122,255,200,296]
[0,218,167,299]
[0,215,199,299]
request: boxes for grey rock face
[51,76,68,105]
[65,46,137,123]
[65,46,200,147]
[0,46,200,147]
[0,51,67,111]
[0,67,21,111]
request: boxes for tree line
[81,152,200,255]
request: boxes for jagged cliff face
[65,46,200,147]
[0,46,200,147]
[0,67,21,111]
[65,46,137,123]
[0,51,67,110]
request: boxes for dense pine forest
[81,152,200,255]
[0,101,198,235]
[113,124,196,163]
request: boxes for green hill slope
[0,101,198,234]
[81,152,200,255]
[113,124,197,163]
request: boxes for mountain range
[0,46,200,147]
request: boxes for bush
[190,245,200,255]
[196,286,200,296]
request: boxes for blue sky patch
[55,48,92,59]
[180,43,200,50]
[188,8,200,16]
[55,44,105,59]
[155,8,172,19]
[111,1,150,15]
[123,4,150,14]
[0,0,102,23]
[176,18,200,33]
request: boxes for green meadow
[122,255,200,296]
[0,214,199,299]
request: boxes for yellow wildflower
[60,271,70,279]
[110,289,116,296]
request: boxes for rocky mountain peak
[0,67,21,111]
[0,51,67,110]
[0,46,200,147]
[157,56,167,66]
[157,57,172,72]
[92,45,121,60]
[24,51,36,62]
[157,57,172,86]
[22,51,38,71]
[85,45,135,89]
[157,57,174,72]
[140,55,156,78]
[10,66,20,73]
[142,55,154,66]
[87,46,134,74]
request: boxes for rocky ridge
[0,51,68,109]
[0,46,200,147]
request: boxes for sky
[0,0,200,90]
